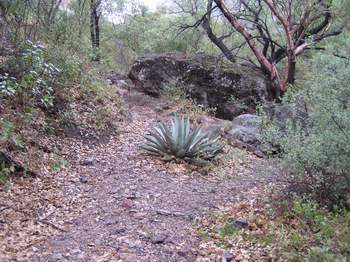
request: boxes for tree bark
[90,0,100,61]
[90,0,96,48]
[201,0,236,63]
[214,0,282,96]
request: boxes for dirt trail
[1,91,278,261]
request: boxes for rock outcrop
[128,54,271,120]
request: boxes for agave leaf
[158,122,174,148]
[183,127,201,151]
[155,123,174,148]
[148,129,168,148]
[144,135,167,152]
[171,118,177,143]
[194,135,221,150]
[182,116,190,148]
[140,145,166,155]
[175,116,182,154]
[188,133,221,157]
[188,129,210,152]
[165,116,181,156]
[178,116,189,156]
[184,117,190,137]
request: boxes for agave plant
[141,116,223,163]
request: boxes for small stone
[81,157,94,166]
[113,228,126,235]
[70,249,81,255]
[79,176,88,183]
[104,217,118,226]
[95,239,102,245]
[151,233,168,244]
[224,252,234,262]
[126,193,137,199]
[77,252,86,259]
[121,199,133,209]
[253,150,264,158]
[231,218,248,228]
[155,106,163,113]
[178,246,191,257]
[51,253,63,261]
[124,238,142,248]
[166,112,176,117]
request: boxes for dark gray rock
[224,252,235,262]
[128,54,271,120]
[80,157,94,166]
[79,176,88,184]
[50,253,63,261]
[128,55,188,97]
[228,114,262,145]
[151,233,168,244]
[231,218,249,228]
[263,101,309,131]
[226,114,263,154]
[177,245,193,257]
[226,102,308,155]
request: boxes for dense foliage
[263,34,350,207]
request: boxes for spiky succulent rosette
[141,116,223,164]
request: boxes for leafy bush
[0,73,18,96]
[263,36,350,207]
[141,116,223,164]
[0,162,11,188]
[1,41,62,108]
[0,120,23,150]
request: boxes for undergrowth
[0,41,124,186]
[196,191,350,261]
[161,82,216,120]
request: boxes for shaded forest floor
[0,87,281,261]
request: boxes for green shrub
[263,35,350,207]
[141,115,223,165]
[1,41,62,108]
[0,120,23,150]
[0,162,11,188]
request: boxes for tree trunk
[214,0,282,97]
[90,0,95,48]
[201,17,236,63]
[201,0,236,64]
[90,0,100,61]
[94,8,99,49]
[286,53,296,87]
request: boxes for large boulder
[128,54,271,120]
[128,55,188,97]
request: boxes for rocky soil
[0,87,280,261]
